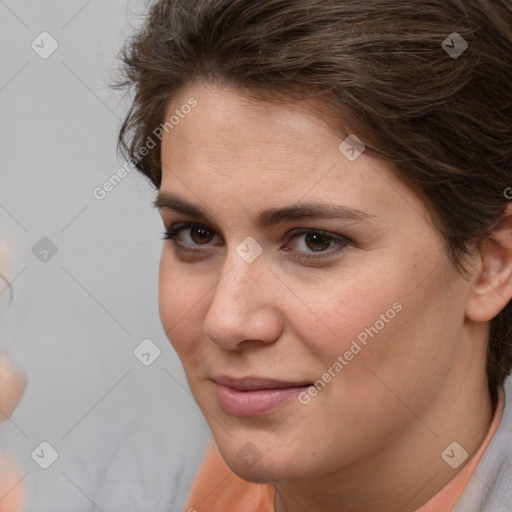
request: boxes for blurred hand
[0,355,26,423]
[0,353,26,512]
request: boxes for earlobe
[465,204,512,322]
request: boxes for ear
[465,203,512,322]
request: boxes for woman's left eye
[284,228,349,260]
[162,223,349,261]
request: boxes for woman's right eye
[162,222,222,250]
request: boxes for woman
[117,0,512,510]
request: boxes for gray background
[0,1,209,510]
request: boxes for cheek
[283,265,409,367]
[285,250,456,394]
[314,257,465,404]
[158,253,208,359]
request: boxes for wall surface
[0,1,208,510]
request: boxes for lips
[212,375,313,416]
[212,375,312,391]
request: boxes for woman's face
[157,81,482,482]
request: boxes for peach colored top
[182,388,505,512]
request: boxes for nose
[202,248,283,352]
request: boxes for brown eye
[189,226,215,244]
[284,228,350,262]
[162,223,222,249]
[303,233,333,251]
[287,230,340,253]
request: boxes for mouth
[212,375,312,390]
[211,375,313,416]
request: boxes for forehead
[162,82,339,164]
[158,82,427,228]
[161,83,353,186]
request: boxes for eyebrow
[153,191,376,227]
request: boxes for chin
[216,437,307,483]
[232,464,276,483]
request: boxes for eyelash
[161,222,350,261]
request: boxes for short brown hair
[116,0,512,408]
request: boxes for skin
[156,81,512,512]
